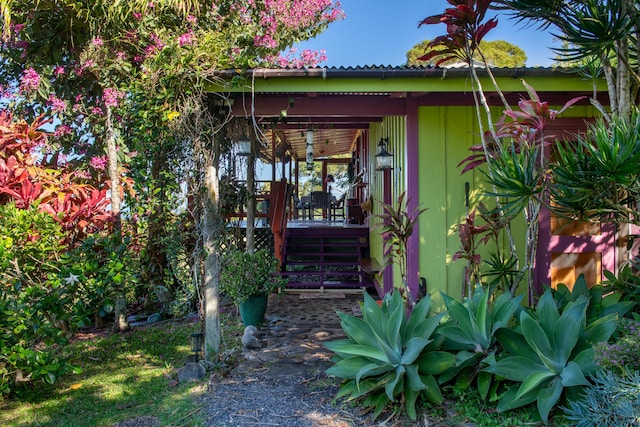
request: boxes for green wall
[368,117,407,288]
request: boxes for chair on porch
[294,194,311,220]
[330,193,346,221]
[310,191,332,220]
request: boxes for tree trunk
[106,105,129,333]
[246,142,256,254]
[204,165,221,359]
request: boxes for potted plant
[219,248,287,326]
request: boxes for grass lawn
[0,315,241,427]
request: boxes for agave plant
[325,291,455,420]
[484,289,617,423]
[437,286,523,401]
[552,274,635,325]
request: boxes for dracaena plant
[483,289,617,424]
[372,191,427,306]
[325,291,455,421]
[436,285,523,402]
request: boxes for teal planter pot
[239,294,269,326]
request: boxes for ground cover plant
[0,314,242,427]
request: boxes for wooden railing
[267,179,293,262]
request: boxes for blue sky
[296,0,559,67]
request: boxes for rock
[177,362,206,382]
[146,313,162,323]
[242,325,261,350]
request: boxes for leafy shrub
[219,249,286,305]
[593,318,640,375]
[484,289,617,424]
[325,291,455,420]
[562,369,640,427]
[437,285,523,401]
[0,203,80,395]
[61,233,140,327]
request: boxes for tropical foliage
[325,292,454,421]
[372,192,427,305]
[437,286,523,401]
[219,249,287,305]
[484,289,617,423]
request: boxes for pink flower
[13,24,25,34]
[54,66,65,76]
[47,94,67,114]
[75,170,92,179]
[133,12,142,20]
[102,87,125,108]
[116,51,126,60]
[54,124,72,137]
[187,14,197,24]
[19,68,40,93]
[90,156,108,170]
[92,37,103,46]
[90,106,104,115]
[178,31,195,47]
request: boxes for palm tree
[496,0,640,122]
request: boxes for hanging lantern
[306,129,314,168]
[375,137,394,171]
[234,134,252,156]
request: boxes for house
[217,65,618,302]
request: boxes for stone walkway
[201,291,377,427]
[236,291,363,372]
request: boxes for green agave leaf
[417,351,456,375]
[348,377,389,400]
[400,337,430,365]
[553,297,587,365]
[495,328,539,361]
[496,384,538,412]
[370,392,390,420]
[477,371,492,401]
[356,363,394,386]
[536,377,563,424]
[443,293,477,339]
[324,342,389,363]
[437,324,477,350]
[474,285,490,340]
[413,311,445,341]
[534,291,560,337]
[560,360,589,387]
[572,348,596,376]
[335,379,358,399]
[336,313,378,348]
[404,387,420,421]
[326,356,384,378]
[581,312,617,346]
[520,311,561,372]
[405,364,427,392]
[403,294,432,341]
[361,293,387,338]
[384,292,405,353]
[516,370,555,399]
[492,293,523,333]
[419,373,445,405]
[385,365,406,401]
[483,355,547,382]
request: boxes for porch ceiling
[231,92,405,161]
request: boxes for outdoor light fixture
[375,137,394,170]
[306,129,314,169]
[235,134,252,156]
[190,332,203,361]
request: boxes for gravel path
[200,292,377,427]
